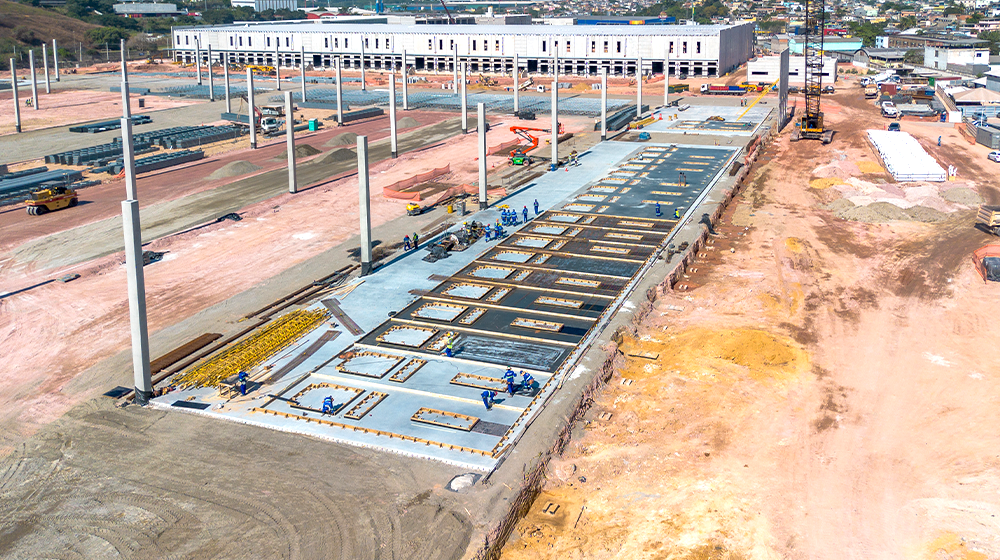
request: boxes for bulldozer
[478,74,497,87]
[26,184,78,216]
[247,65,276,76]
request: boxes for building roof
[952,87,1000,103]
[175,20,749,35]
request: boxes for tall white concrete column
[460,62,468,133]
[10,59,21,133]
[360,41,366,91]
[452,44,458,92]
[224,54,231,113]
[195,38,202,86]
[550,81,558,170]
[664,51,670,106]
[275,43,281,91]
[28,50,38,110]
[478,102,488,209]
[401,49,409,110]
[335,56,343,125]
[53,39,59,82]
[285,91,297,194]
[207,44,215,101]
[636,57,642,119]
[513,52,519,114]
[118,40,152,405]
[357,135,373,276]
[300,45,307,103]
[42,44,51,94]
[247,68,257,149]
[553,35,558,82]
[389,72,398,158]
[601,68,607,141]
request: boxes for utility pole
[478,103,488,209]
[207,44,215,101]
[357,135,373,276]
[285,91,297,194]
[53,39,60,82]
[247,68,257,149]
[118,39,152,406]
[10,59,21,133]
[460,62,468,133]
[42,43,51,94]
[636,56,643,120]
[601,67,607,141]
[335,56,343,125]
[389,72,398,157]
[550,81,558,171]
[300,45,307,103]
[224,52,231,113]
[29,50,39,110]
[513,52,519,114]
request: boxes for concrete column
[275,44,281,91]
[53,39,59,82]
[513,52,519,114]
[335,56,343,125]
[29,50,38,110]
[195,39,202,86]
[601,67,607,141]
[452,45,458,93]
[118,41,152,405]
[285,91,297,194]
[401,49,409,110]
[460,62,467,133]
[247,68,257,149]
[552,35,558,82]
[357,135,373,276]
[636,57,642,120]
[360,41,366,91]
[10,59,21,133]
[207,44,215,102]
[42,44,51,94]
[300,45,307,103]
[478,102,487,209]
[664,51,670,107]
[224,54,231,113]
[389,72,398,158]
[550,81,558,170]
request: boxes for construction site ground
[501,77,1000,559]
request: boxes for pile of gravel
[397,116,420,129]
[833,201,948,223]
[314,148,355,165]
[942,187,983,205]
[273,144,322,160]
[207,160,262,179]
[325,132,359,147]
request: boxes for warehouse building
[746,54,838,85]
[171,21,755,77]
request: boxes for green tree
[848,20,887,47]
[84,26,130,46]
[979,30,1000,55]
[943,2,964,15]
[903,49,923,63]
[201,9,235,24]
[899,15,917,29]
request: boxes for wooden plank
[322,298,364,336]
[150,333,222,374]
[261,330,341,384]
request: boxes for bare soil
[502,75,1000,559]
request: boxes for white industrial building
[230,0,297,11]
[746,54,838,85]
[171,21,755,77]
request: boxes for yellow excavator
[26,185,78,215]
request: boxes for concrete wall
[747,54,837,84]
[925,45,990,70]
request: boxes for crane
[438,0,455,23]
[791,0,834,144]
[508,124,564,165]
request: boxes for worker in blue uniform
[403,235,411,251]
[534,199,539,215]
[522,206,529,223]
[238,371,248,396]
[503,368,517,396]
[521,371,535,393]
[322,396,334,414]
[674,208,681,219]
[655,202,661,217]
[481,390,497,410]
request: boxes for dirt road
[502,77,1000,559]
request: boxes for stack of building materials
[97,150,204,175]
[45,140,156,166]
[68,115,152,133]
[0,169,84,205]
[866,130,946,182]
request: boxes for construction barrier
[488,139,521,156]
[381,164,451,201]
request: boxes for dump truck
[700,84,744,95]
[25,184,78,215]
[977,205,1000,235]
[864,84,878,99]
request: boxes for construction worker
[412,232,419,250]
[445,336,455,357]
[534,199,539,215]
[522,205,529,223]
[655,202,662,217]
[503,368,517,396]
[521,371,535,392]
[481,390,497,410]
[238,371,249,396]
[494,222,503,239]
[322,396,334,414]
[403,235,411,251]
[570,150,579,166]
[484,227,492,242]
[674,208,681,219]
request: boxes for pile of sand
[811,159,860,179]
[314,148,355,165]
[809,178,845,190]
[397,116,420,129]
[325,132,359,147]
[942,187,983,205]
[829,200,949,223]
[856,160,884,174]
[273,144,322,160]
[207,160,262,179]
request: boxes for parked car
[822,85,835,94]
[881,101,899,118]
[788,85,800,93]
[887,122,901,132]
[989,150,1000,163]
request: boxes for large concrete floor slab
[153,139,740,470]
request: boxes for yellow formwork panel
[174,309,329,388]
